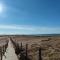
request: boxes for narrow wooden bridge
[2,39,18,60]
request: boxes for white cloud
[0,24,60,34]
[0,25,34,30]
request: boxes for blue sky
[0,0,60,34]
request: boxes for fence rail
[10,39,42,60]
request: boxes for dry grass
[12,36,60,60]
[0,35,60,60]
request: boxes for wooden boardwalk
[2,39,18,60]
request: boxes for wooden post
[1,47,2,60]
[39,47,42,60]
[21,42,22,51]
[5,45,6,52]
[26,44,28,60]
[2,45,5,55]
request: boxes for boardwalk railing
[10,38,42,60]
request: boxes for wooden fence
[10,38,42,60]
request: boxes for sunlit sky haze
[0,0,60,34]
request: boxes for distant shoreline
[0,34,60,37]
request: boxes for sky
[0,0,60,34]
